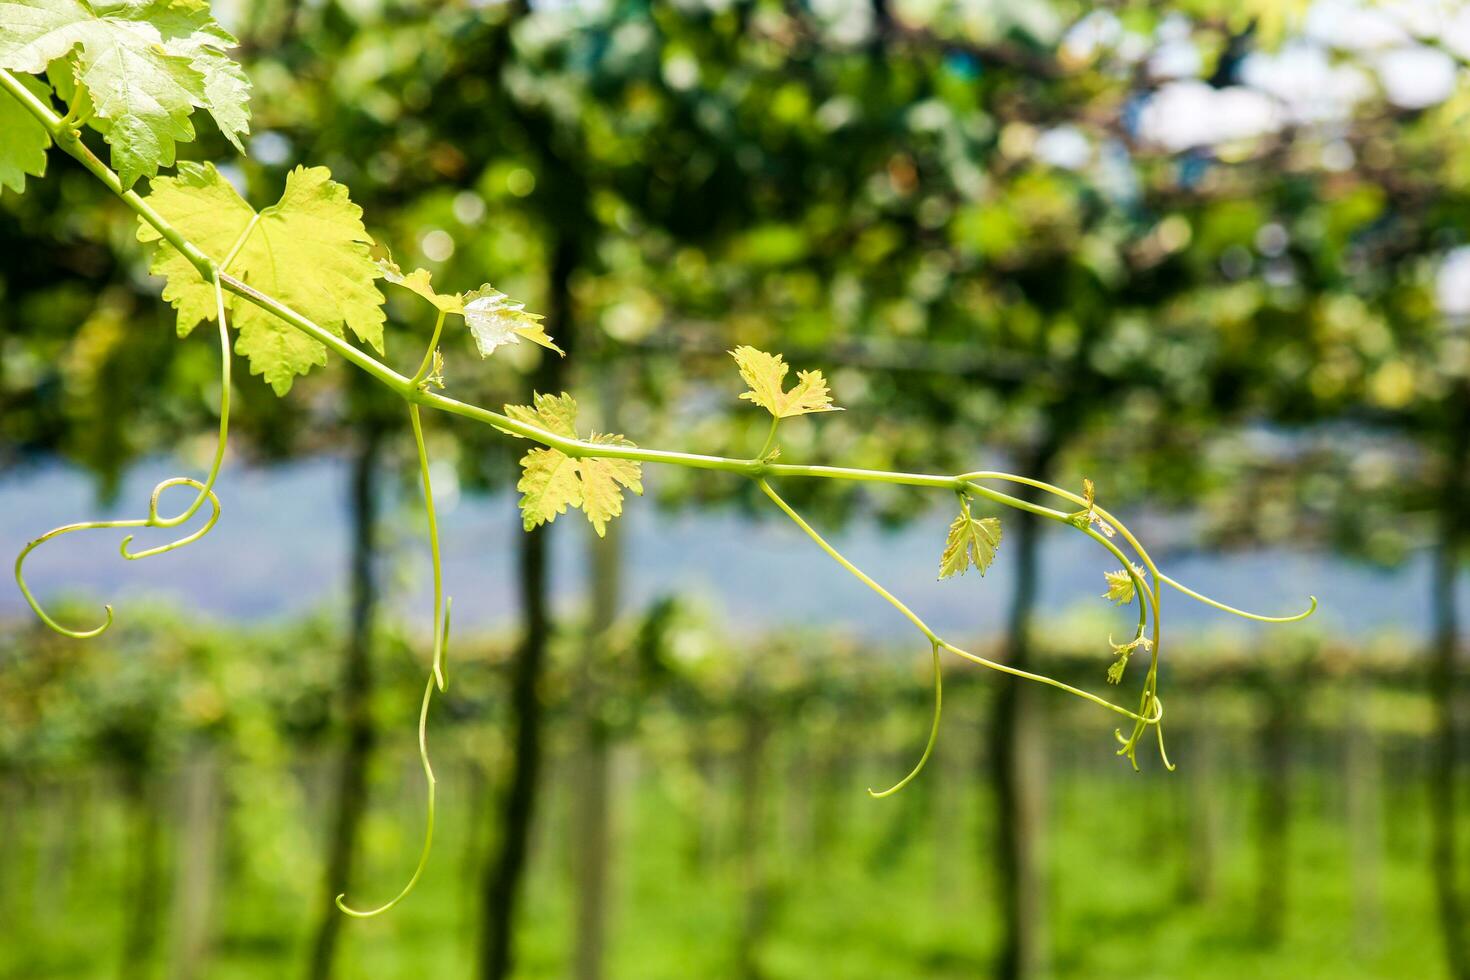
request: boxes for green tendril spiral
[13,273,232,637]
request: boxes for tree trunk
[987,449,1054,980]
[1431,386,1469,980]
[1253,681,1291,945]
[121,769,162,980]
[573,512,621,980]
[170,749,220,980]
[736,694,770,980]
[479,237,575,980]
[480,521,550,980]
[1344,677,1381,950]
[306,421,384,980]
[1184,712,1222,906]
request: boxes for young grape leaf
[1106,633,1152,685]
[378,256,463,314]
[138,161,385,394]
[1106,656,1128,685]
[578,433,642,536]
[0,73,51,194]
[518,446,584,529]
[0,0,251,188]
[503,391,577,438]
[1102,562,1147,605]
[463,284,563,357]
[938,497,1002,579]
[503,392,642,537]
[1065,477,1095,530]
[1065,477,1116,537]
[730,346,842,418]
[377,261,563,358]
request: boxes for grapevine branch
[1,65,1317,913]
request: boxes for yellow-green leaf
[579,433,643,536]
[1106,633,1152,685]
[0,73,50,194]
[1066,477,1115,537]
[378,256,463,314]
[1102,562,1146,605]
[504,392,642,537]
[138,162,385,394]
[0,0,251,188]
[938,498,1002,579]
[517,446,583,531]
[730,345,842,419]
[503,391,578,439]
[464,284,563,357]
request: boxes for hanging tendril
[337,399,454,915]
[335,599,449,918]
[869,638,943,799]
[13,272,232,637]
[409,404,448,692]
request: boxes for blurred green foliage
[0,609,1458,978]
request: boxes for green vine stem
[757,416,780,459]
[409,310,447,388]
[957,474,1169,765]
[4,65,1313,713]
[960,470,1315,765]
[754,477,1169,782]
[960,472,1317,621]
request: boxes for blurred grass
[2,736,1459,979]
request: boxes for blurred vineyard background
[1,0,1468,978]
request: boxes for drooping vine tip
[333,893,385,918]
[65,602,116,640]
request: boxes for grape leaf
[0,74,51,194]
[503,391,577,439]
[138,161,385,394]
[938,497,1002,579]
[378,261,563,358]
[463,284,563,357]
[0,0,251,188]
[518,446,584,530]
[504,392,642,537]
[1102,562,1147,605]
[378,256,463,314]
[578,433,642,536]
[730,346,842,418]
